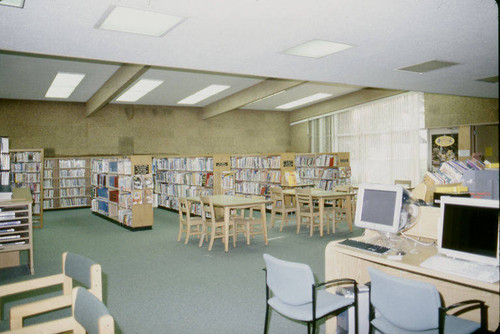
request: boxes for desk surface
[325,237,499,332]
[187,195,270,207]
[332,238,499,293]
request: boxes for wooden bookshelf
[43,157,92,210]
[153,155,220,211]
[91,155,153,230]
[10,149,44,228]
[295,152,351,190]
[0,137,9,187]
[230,153,283,197]
[0,199,33,274]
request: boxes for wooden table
[324,238,500,332]
[282,189,356,237]
[188,195,271,252]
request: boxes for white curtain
[309,92,427,186]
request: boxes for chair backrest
[73,288,114,334]
[296,188,313,212]
[263,254,314,306]
[335,185,352,193]
[368,267,441,331]
[199,195,215,222]
[269,187,284,206]
[63,252,102,300]
[395,180,411,188]
[178,197,190,221]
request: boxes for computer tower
[336,285,369,334]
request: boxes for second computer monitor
[354,183,404,234]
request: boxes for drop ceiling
[0,0,497,114]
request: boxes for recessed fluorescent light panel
[45,72,85,99]
[0,0,25,8]
[98,6,184,37]
[117,79,164,102]
[282,39,353,58]
[397,60,458,73]
[276,93,332,110]
[178,85,231,105]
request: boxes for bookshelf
[10,149,44,228]
[91,155,153,230]
[295,152,351,190]
[230,154,285,197]
[0,199,33,274]
[43,157,92,210]
[153,155,218,211]
[0,137,9,187]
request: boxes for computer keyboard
[338,239,391,255]
[420,255,499,283]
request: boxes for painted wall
[424,93,499,128]
[0,99,291,157]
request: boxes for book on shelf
[132,190,143,205]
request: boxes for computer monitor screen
[438,196,499,266]
[354,184,404,234]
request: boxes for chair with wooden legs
[269,187,296,231]
[177,197,203,244]
[0,252,102,330]
[233,195,266,246]
[295,188,328,236]
[325,185,354,233]
[3,287,114,334]
[199,195,235,251]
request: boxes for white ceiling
[0,0,497,112]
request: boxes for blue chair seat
[269,290,352,322]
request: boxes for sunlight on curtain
[310,92,427,186]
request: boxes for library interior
[0,1,499,333]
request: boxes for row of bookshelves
[44,197,90,209]
[154,171,214,187]
[91,158,132,175]
[153,157,214,172]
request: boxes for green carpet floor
[0,207,362,333]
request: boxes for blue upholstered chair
[368,267,487,334]
[0,252,102,330]
[3,287,114,334]
[263,253,358,334]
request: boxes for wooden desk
[324,238,500,332]
[283,189,355,237]
[188,195,270,252]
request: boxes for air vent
[397,60,458,73]
[476,76,498,83]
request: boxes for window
[309,92,427,185]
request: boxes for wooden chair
[3,287,114,334]
[269,187,296,231]
[395,179,412,189]
[295,188,327,236]
[177,197,203,244]
[0,252,102,330]
[233,195,266,245]
[325,185,354,233]
[199,195,235,251]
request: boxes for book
[132,190,143,205]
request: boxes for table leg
[224,207,230,253]
[319,198,324,237]
[261,204,268,246]
[346,195,353,232]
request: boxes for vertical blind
[309,92,427,186]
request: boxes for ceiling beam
[86,64,150,117]
[202,78,305,120]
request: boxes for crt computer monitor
[438,196,499,266]
[354,184,404,234]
